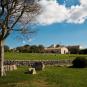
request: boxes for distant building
[67,45,80,54]
[45,44,69,54]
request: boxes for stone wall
[4,59,73,66]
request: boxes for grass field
[0,66,87,87]
[5,52,87,60]
[3,53,87,87]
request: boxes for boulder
[32,62,45,71]
[4,65,10,71]
[4,64,17,71]
[12,64,17,70]
[28,68,36,74]
[9,65,13,71]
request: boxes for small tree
[0,0,41,76]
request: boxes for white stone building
[45,45,69,54]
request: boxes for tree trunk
[0,40,5,76]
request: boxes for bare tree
[0,0,41,76]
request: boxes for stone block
[28,68,36,74]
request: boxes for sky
[5,0,87,48]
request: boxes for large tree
[0,0,41,76]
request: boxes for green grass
[0,66,87,87]
[5,52,87,60]
[3,53,87,87]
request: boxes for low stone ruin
[28,68,36,74]
[4,64,17,71]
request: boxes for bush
[72,57,87,68]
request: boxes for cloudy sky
[5,0,87,48]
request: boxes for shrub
[72,57,87,68]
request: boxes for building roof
[45,46,67,50]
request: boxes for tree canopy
[0,0,41,40]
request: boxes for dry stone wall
[4,59,73,66]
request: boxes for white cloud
[35,0,87,25]
[67,5,87,24]
[80,0,87,6]
[28,38,32,42]
[22,38,32,44]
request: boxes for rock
[28,68,36,74]
[9,65,13,71]
[4,64,17,71]
[4,66,7,71]
[12,64,17,70]
[32,62,45,71]
[4,65,10,71]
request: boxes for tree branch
[0,0,4,18]
[11,4,25,29]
